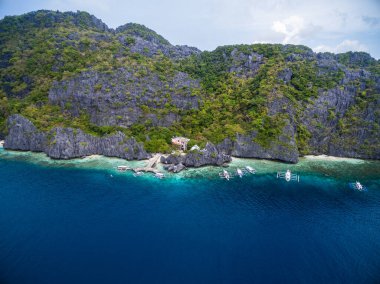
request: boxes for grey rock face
[118,35,201,60]
[46,128,148,160]
[160,154,183,165]
[277,68,293,84]
[161,142,232,168]
[217,121,299,163]
[301,87,356,153]
[4,114,149,160]
[164,163,186,173]
[300,69,380,159]
[227,48,264,78]
[48,68,201,127]
[115,23,201,60]
[4,114,46,151]
[184,143,232,167]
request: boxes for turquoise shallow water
[0,148,379,283]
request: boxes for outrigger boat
[117,165,129,171]
[245,166,256,174]
[154,172,165,179]
[277,169,300,182]
[133,171,144,177]
[219,170,231,181]
[349,181,366,191]
[236,168,244,178]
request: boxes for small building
[190,145,200,151]
[171,137,190,151]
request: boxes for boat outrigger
[349,181,366,191]
[154,173,165,179]
[245,166,256,174]
[277,169,300,182]
[219,170,231,181]
[236,168,244,178]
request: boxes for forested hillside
[1,10,379,162]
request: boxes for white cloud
[313,40,369,54]
[271,15,319,44]
[272,16,304,44]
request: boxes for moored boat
[154,172,165,179]
[285,169,291,182]
[117,165,129,171]
[349,181,366,191]
[277,169,300,182]
[219,170,231,181]
[245,166,256,174]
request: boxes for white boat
[349,181,366,191]
[277,169,299,182]
[219,170,231,181]
[0,140,4,148]
[285,169,291,182]
[154,172,165,179]
[117,165,129,171]
[245,166,256,174]
[133,171,144,177]
[236,168,243,178]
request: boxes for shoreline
[0,147,371,167]
[1,148,379,181]
[0,147,370,164]
[302,154,365,162]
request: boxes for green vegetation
[0,10,378,157]
[336,51,377,68]
[116,23,170,45]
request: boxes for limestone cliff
[5,114,149,160]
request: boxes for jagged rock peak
[115,23,170,45]
[0,10,110,32]
[336,51,377,68]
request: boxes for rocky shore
[4,113,379,167]
[4,114,149,160]
[4,114,300,165]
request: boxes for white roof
[172,137,190,141]
[190,145,200,151]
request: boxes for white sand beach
[303,155,365,164]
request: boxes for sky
[0,0,379,59]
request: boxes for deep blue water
[0,154,380,283]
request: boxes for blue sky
[1,0,379,58]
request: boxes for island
[0,10,379,169]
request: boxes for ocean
[0,148,379,283]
